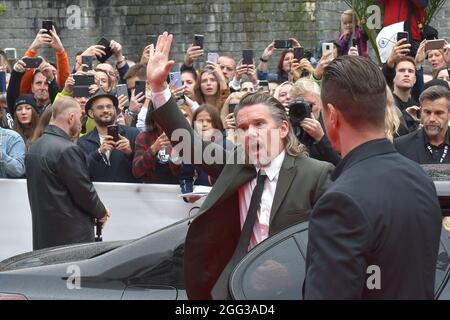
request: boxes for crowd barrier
[0,179,202,261]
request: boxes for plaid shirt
[132,130,179,183]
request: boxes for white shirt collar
[258,150,285,182]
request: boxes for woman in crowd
[12,95,39,146]
[273,81,294,109]
[434,67,450,88]
[257,38,302,83]
[180,104,233,195]
[194,65,230,111]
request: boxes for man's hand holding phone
[387,38,411,68]
[99,135,116,155]
[115,134,132,156]
[82,45,107,61]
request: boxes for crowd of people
[1,1,450,299]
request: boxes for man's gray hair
[419,85,450,109]
[234,92,307,157]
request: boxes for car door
[230,221,450,300]
[229,222,308,300]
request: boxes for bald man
[25,97,109,250]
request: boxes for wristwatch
[125,109,138,117]
[260,57,268,63]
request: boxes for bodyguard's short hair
[419,85,450,109]
[321,56,387,130]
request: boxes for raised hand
[146,32,175,93]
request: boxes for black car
[1,173,450,299]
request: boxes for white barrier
[0,179,202,261]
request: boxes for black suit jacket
[151,97,334,299]
[304,139,442,299]
[394,128,450,164]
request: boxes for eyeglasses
[93,104,115,111]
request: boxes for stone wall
[0,0,449,70]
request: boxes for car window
[230,223,308,300]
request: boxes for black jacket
[394,128,450,164]
[77,125,140,183]
[297,118,341,166]
[304,139,441,299]
[25,125,106,250]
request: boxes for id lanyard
[427,144,449,163]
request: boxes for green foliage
[0,4,6,16]
[425,0,446,25]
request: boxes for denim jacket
[0,127,26,178]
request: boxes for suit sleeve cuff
[151,87,172,109]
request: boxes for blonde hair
[341,9,358,24]
[385,86,401,142]
[273,81,294,100]
[291,78,321,100]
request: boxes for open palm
[147,32,175,92]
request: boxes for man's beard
[424,124,444,137]
[94,114,116,127]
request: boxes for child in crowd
[337,9,368,57]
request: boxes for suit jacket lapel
[269,154,297,224]
[198,162,256,215]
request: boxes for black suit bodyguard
[304,56,442,299]
[146,33,334,300]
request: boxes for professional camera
[288,99,312,128]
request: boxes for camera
[288,99,312,128]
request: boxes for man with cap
[26,96,109,250]
[77,89,140,182]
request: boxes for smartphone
[397,31,410,43]
[194,34,204,49]
[0,72,6,93]
[169,72,183,89]
[42,20,53,34]
[4,48,17,60]
[274,40,292,49]
[294,47,304,60]
[426,39,446,51]
[352,38,357,47]
[149,35,158,46]
[242,49,254,65]
[73,75,95,86]
[228,103,237,114]
[116,84,129,107]
[207,52,219,64]
[73,86,90,98]
[23,57,43,69]
[81,56,93,72]
[259,80,269,92]
[97,38,113,63]
[107,124,120,142]
[322,42,334,57]
[135,80,146,97]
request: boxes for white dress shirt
[239,150,285,251]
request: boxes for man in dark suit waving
[146,32,334,300]
[304,56,442,299]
